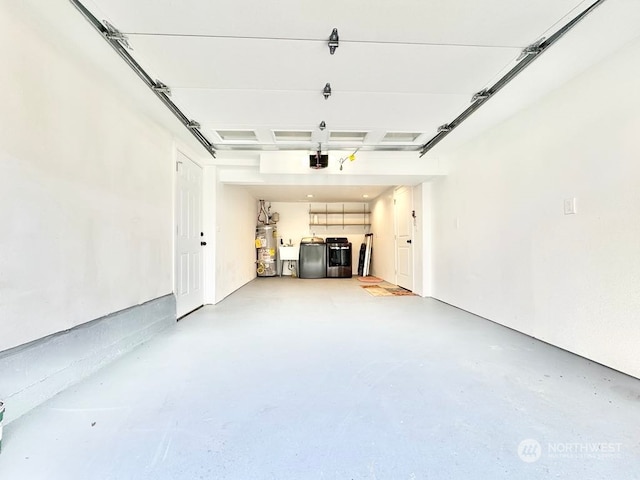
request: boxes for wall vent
[381,132,422,143]
[216,130,258,142]
[274,131,313,142]
[329,131,368,142]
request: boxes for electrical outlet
[564,198,577,215]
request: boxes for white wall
[202,166,218,304]
[419,182,434,297]
[214,185,257,302]
[369,186,432,294]
[431,36,640,378]
[411,184,426,296]
[269,202,371,275]
[269,202,310,246]
[268,202,308,276]
[0,3,186,351]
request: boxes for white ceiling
[82,0,589,151]
[51,0,640,201]
[241,185,391,204]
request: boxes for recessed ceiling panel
[273,131,313,142]
[329,131,368,142]
[381,132,423,143]
[216,130,257,142]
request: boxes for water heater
[255,224,278,277]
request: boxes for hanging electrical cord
[339,148,360,171]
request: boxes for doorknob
[406,239,412,244]
[201,241,207,246]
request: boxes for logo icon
[518,438,542,463]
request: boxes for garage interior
[1,0,640,478]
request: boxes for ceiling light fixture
[328,28,339,54]
[323,83,332,100]
[307,194,314,198]
[187,120,201,129]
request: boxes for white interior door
[394,186,414,290]
[175,151,203,318]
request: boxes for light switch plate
[564,198,577,215]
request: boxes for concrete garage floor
[1,278,639,479]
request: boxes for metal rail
[69,0,217,157]
[419,0,608,157]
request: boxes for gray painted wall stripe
[0,295,176,425]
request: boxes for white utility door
[394,186,414,291]
[175,151,203,318]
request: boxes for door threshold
[177,304,204,321]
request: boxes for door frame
[394,186,414,290]
[173,147,204,318]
